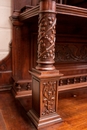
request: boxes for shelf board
[56,3,87,18]
[19,3,87,21]
[19,5,39,21]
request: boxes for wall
[0,0,12,61]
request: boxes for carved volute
[36,0,56,70]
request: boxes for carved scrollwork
[42,81,56,115]
[55,43,87,63]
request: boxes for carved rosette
[36,0,56,70]
[42,81,56,116]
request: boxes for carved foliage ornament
[42,81,56,116]
[37,13,56,63]
[55,43,87,63]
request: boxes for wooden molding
[19,3,87,21]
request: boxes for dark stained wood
[1,90,87,130]
[28,69,62,129]
[10,0,87,94]
[36,0,56,70]
[11,10,33,97]
[9,0,87,129]
[12,79,32,98]
[67,0,87,7]
[19,3,87,21]
[31,0,39,6]
[0,91,35,130]
[56,3,87,18]
[1,2,87,130]
[11,12,30,80]
[0,110,8,130]
[27,0,64,129]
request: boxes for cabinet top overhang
[19,3,87,21]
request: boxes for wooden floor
[1,90,87,130]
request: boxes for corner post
[28,0,62,129]
[36,0,56,70]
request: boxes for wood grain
[1,90,87,130]
[0,110,7,130]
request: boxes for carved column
[28,0,62,129]
[36,0,56,70]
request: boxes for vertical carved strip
[67,78,70,84]
[74,77,76,84]
[36,0,56,70]
[80,76,83,82]
[42,81,56,116]
[17,84,22,91]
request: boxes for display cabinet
[2,0,87,129]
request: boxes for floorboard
[0,110,7,130]
[0,91,87,130]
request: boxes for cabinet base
[27,110,62,129]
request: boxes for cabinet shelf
[19,3,87,21]
[56,3,87,18]
[19,5,39,21]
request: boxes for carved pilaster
[11,11,31,98]
[28,69,62,129]
[36,0,56,70]
[11,10,23,78]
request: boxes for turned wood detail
[42,81,56,115]
[59,75,87,86]
[36,0,56,70]
[13,80,32,92]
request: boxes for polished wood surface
[10,0,87,128]
[28,69,62,129]
[1,90,87,130]
[20,4,87,21]
[1,0,87,129]
[16,2,87,96]
[0,110,7,130]
[0,0,85,94]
